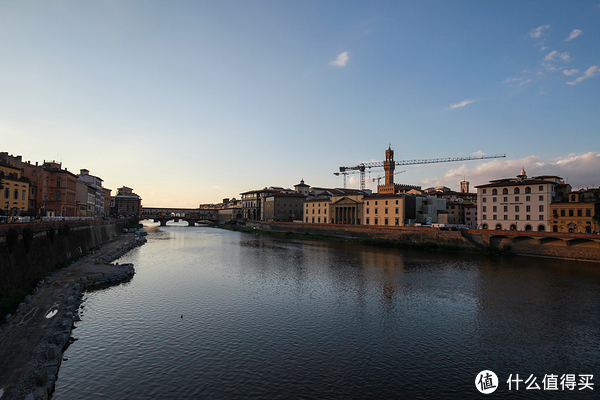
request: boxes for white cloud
[472,150,486,156]
[567,66,599,85]
[529,25,550,39]
[419,152,600,190]
[543,51,558,61]
[563,69,579,76]
[502,77,523,84]
[211,185,222,190]
[329,52,349,67]
[449,99,476,109]
[559,52,570,62]
[565,29,582,41]
[518,79,532,86]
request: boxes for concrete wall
[248,222,600,262]
[0,220,130,298]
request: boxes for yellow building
[1,163,30,215]
[550,189,599,233]
[363,194,412,226]
[304,198,331,224]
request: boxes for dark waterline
[53,225,600,399]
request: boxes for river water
[53,225,600,399]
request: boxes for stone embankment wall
[247,222,600,262]
[0,220,131,298]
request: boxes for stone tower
[384,145,395,186]
[460,180,469,193]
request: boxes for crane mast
[337,151,506,191]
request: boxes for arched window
[482,224,488,230]
[586,226,591,234]
[492,189,498,195]
[525,187,531,194]
[495,224,502,230]
[514,187,520,194]
[525,224,532,231]
[510,224,517,230]
[538,225,546,232]
[502,188,508,195]
[552,225,558,232]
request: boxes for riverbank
[0,231,146,400]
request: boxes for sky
[1,1,599,207]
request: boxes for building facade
[263,193,305,222]
[0,162,30,216]
[550,188,599,233]
[476,168,560,231]
[111,186,142,218]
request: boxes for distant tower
[460,180,469,193]
[517,167,527,181]
[384,145,395,186]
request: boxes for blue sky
[1,1,599,207]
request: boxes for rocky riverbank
[0,231,147,400]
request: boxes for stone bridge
[141,207,218,226]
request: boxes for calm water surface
[54,225,600,399]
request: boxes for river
[53,224,600,399]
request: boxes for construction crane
[373,170,406,185]
[337,152,506,190]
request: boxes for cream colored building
[363,194,416,226]
[476,168,561,231]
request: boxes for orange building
[550,188,599,233]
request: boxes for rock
[4,313,12,323]
[24,393,35,400]
[46,345,58,359]
[38,367,48,384]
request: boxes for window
[492,189,498,195]
[4,189,8,198]
[526,215,531,220]
[395,218,399,226]
[482,206,487,212]
[375,201,378,205]
[13,189,18,199]
[493,206,497,212]
[504,206,508,212]
[538,225,545,231]
[571,195,576,202]
[395,200,398,205]
[539,215,544,220]
[504,215,508,220]
[366,201,369,205]
[483,198,487,203]
[514,188,520,194]
[515,196,519,202]
[395,207,399,214]
[385,208,388,214]
[483,189,487,194]
[503,188,508,195]
[561,209,565,217]
[539,205,544,212]
[525,224,532,231]
[482,215,487,220]
[515,206,520,212]
[385,200,388,205]
[539,195,544,201]
[577,209,582,217]
[504,197,508,202]
[22,190,25,200]
[525,187,531,194]
[493,215,497,220]
[375,208,378,214]
[312,217,314,223]
[384,218,389,225]
[374,218,378,225]
[586,209,591,217]
[366,209,369,214]
[515,215,520,220]
[526,205,531,212]
[318,217,321,223]
[366,217,370,225]
[569,209,573,217]
[493,197,497,202]
[553,225,558,232]
[539,186,543,191]
[526,196,530,201]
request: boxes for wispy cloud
[518,79,532,86]
[529,25,550,39]
[329,52,349,67]
[563,69,579,76]
[449,99,476,109]
[420,152,600,190]
[565,29,582,41]
[212,185,222,190]
[502,77,523,84]
[567,66,599,85]
[472,150,486,156]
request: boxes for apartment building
[0,162,30,215]
[550,188,599,233]
[476,168,560,231]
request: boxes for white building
[475,168,561,231]
[77,169,105,217]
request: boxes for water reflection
[54,226,600,399]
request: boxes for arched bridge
[141,207,218,226]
